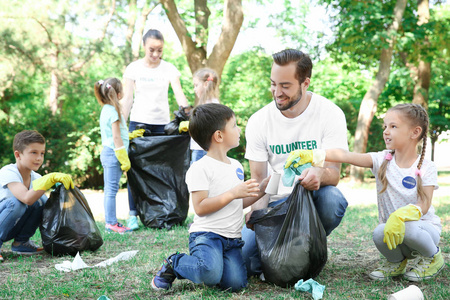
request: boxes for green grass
[1,184,450,299]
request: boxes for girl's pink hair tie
[385,152,393,161]
[415,169,423,177]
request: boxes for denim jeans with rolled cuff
[170,231,248,292]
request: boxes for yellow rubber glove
[32,173,74,191]
[114,146,131,172]
[284,149,326,169]
[179,121,189,133]
[129,129,145,140]
[383,204,422,250]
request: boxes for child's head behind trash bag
[40,185,103,256]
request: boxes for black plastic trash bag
[164,106,192,135]
[247,181,327,287]
[40,186,103,256]
[128,134,190,229]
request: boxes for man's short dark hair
[272,49,312,85]
[13,130,45,153]
[189,103,235,151]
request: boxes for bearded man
[242,49,350,277]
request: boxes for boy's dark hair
[189,103,234,151]
[272,49,312,85]
[13,130,45,153]
[143,29,164,45]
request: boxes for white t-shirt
[245,92,348,201]
[190,98,220,151]
[123,59,181,124]
[186,155,245,238]
[370,150,441,233]
[0,164,48,203]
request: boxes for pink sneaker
[105,223,132,234]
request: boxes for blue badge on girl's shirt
[402,176,416,189]
[236,168,244,180]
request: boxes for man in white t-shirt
[242,49,349,276]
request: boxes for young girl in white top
[190,68,220,162]
[94,78,132,234]
[285,103,443,281]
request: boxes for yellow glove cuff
[114,146,131,172]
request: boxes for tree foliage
[0,0,449,187]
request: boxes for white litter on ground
[55,250,138,272]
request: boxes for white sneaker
[369,259,407,280]
[404,248,445,281]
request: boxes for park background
[1,0,449,187]
[1,1,450,299]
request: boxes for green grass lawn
[1,177,449,299]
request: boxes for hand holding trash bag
[284,150,326,169]
[164,106,192,135]
[129,129,145,140]
[179,121,189,133]
[32,172,74,191]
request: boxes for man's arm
[298,161,341,191]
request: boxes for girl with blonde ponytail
[94,78,132,234]
[288,103,443,282]
[190,68,220,162]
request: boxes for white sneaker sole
[404,264,445,281]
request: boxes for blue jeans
[191,149,207,164]
[100,146,123,225]
[171,231,247,292]
[127,121,166,216]
[0,196,46,248]
[241,185,348,276]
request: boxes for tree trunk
[125,0,157,65]
[195,0,210,52]
[412,0,431,109]
[132,1,156,61]
[160,0,243,76]
[206,0,243,76]
[49,67,59,115]
[350,0,407,182]
[430,136,436,161]
[125,0,137,66]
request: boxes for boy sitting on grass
[0,130,73,262]
[151,103,270,292]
